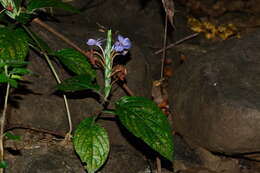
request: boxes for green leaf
[1,0,21,19]
[27,31,53,54]
[0,74,18,88]
[10,74,21,80]
[0,161,8,168]
[56,74,99,92]
[54,48,96,79]
[10,67,31,75]
[13,0,23,8]
[0,27,29,61]
[4,132,21,141]
[8,78,18,88]
[115,96,174,161]
[73,117,110,173]
[0,74,9,84]
[0,59,28,68]
[27,0,79,13]
[15,13,33,24]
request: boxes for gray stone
[169,30,260,154]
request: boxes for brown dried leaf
[161,0,175,28]
[151,79,170,116]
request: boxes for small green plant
[56,30,174,172]
[0,0,174,172]
[0,0,79,171]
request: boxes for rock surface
[5,130,148,173]
[169,30,260,154]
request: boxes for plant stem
[156,157,162,173]
[160,14,168,79]
[32,18,86,56]
[122,83,134,96]
[0,9,6,15]
[22,25,73,142]
[0,66,10,173]
[103,30,113,101]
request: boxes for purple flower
[113,35,131,52]
[86,38,102,47]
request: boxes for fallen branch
[154,33,199,55]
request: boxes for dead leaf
[164,66,173,77]
[151,79,170,116]
[161,0,175,28]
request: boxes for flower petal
[117,35,124,43]
[86,38,102,46]
[113,41,124,52]
[122,38,131,49]
[86,39,97,46]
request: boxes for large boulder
[169,30,260,154]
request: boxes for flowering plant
[86,30,131,101]
[0,0,174,172]
[56,30,174,173]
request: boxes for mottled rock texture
[169,30,260,154]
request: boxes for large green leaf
[56,74,99,92]
[0,27,29,62]
[27,0,79,13]
[115,96,174,161]
[54,48,96,79]
[73,117,110,173]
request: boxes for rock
[7,50,102,134]
[177,168,218,173]
[5,132,85,173]
[100,144,148,173]
[173,136,240,173]
[4,130,149,173]
[195,147,240,173]
[169,30,260,154]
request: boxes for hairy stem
[103,30,113,101]
[0,66,10,173]
[23,25,73,141]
